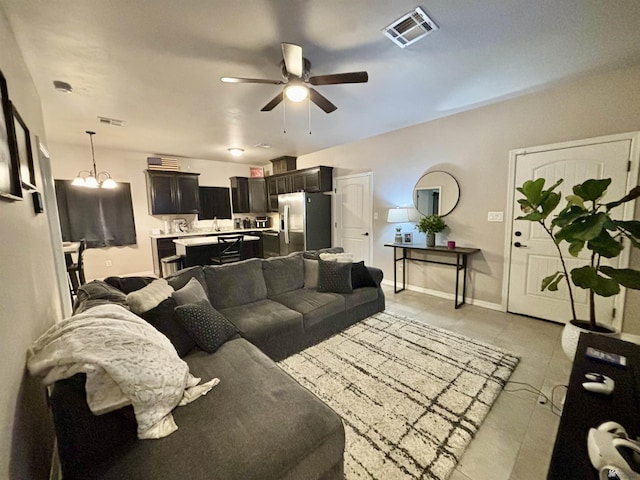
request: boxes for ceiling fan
[221,43,368,113]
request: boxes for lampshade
[285,84,308,102]
[387,208,409,223]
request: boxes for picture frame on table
[11,103,36,190]
[403,232,413,244]
[0,69,23,201]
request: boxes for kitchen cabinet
[230,177,267,213]
[145,170,200,215]
[270,156,297,174]
[198,186,232,220]
[266,166,333,211]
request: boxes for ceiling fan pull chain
[283,91,287,133]
[308,95,312,135]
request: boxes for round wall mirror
[413,171,460,216]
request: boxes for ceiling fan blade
[261,92,284,112]
[309,88,337,113]
[221,77,283,85]
[281,43,303,77]
[309,71,369,86]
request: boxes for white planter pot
[561,320,619,361]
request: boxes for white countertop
[150,227,272,239]
[173,235,261,247]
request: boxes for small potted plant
[416,215,447,247]
[516,177,640,358]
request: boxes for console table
[384,243,480,308]
[548,334,640,479]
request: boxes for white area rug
[278,311,519,480]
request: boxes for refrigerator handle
[283,204,290,244]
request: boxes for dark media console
[548,333,640,479]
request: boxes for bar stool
[210,235,243,265]
[67,239,86,296]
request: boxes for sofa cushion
[304,258,319,289]
[139,297,196,357]
[125,279,173,315]
[174,299,237,353]
[317,259,353,294]
[74,280,128,314]
[341,286,380,310]
[273,289,345,330]
[204,258,267,310]
[51,339,345,480]
[351,261,377,289]
[165,266,206,291]
[220,299,303,348]
[172,277,209,305]
[262,252,304,297]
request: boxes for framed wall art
[0,69,23,200]
[12,103,36,190]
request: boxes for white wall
[0,8,60,478]
[48,141,264,280]
[298,64,640,331]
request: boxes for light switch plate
[488,211,504,222]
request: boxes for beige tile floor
[381,284,573,480]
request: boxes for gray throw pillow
[304,258,319,289]
[172,277,209,305]
[174,299,237,353]
[317,259,353,294]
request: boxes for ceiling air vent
[97,116,125,127]
[382,7,439,48]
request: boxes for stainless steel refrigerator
[279,192,331,255]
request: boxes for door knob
[361,232,369,236]
[514,241,528,248]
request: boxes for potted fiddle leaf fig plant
[516,177,640,358]
[417,215,447,247]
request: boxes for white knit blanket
[27,304,218,439]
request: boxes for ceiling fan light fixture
[285,84,308,102]
[228,148,244,157]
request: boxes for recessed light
[53,80,73,93]
[228,148,244,157]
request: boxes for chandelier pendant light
[72,130,117,189]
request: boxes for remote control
[585,347,627,368]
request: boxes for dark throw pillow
[104,276,155,294]
[351,261,377,289]
[140,297,196,357]
[174,299,238,353]
[317,259,353,294]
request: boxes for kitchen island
[173,235,261,268]
[150,228,269,276]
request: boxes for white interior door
[334,173,372,264]
[507,136,636,325]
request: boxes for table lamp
[387,208,409,243]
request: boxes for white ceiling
[2,0,640,165]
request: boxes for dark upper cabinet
[231,177,267,213]
[230,177,250,213]
[266,166,333,211]
[198,186,232,219]
[146,170,200,215]
[248,178,267,213]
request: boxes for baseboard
[381,279,503,312]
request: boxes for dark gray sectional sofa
[50,250,384,480]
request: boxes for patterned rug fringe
[278,310,520,480]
